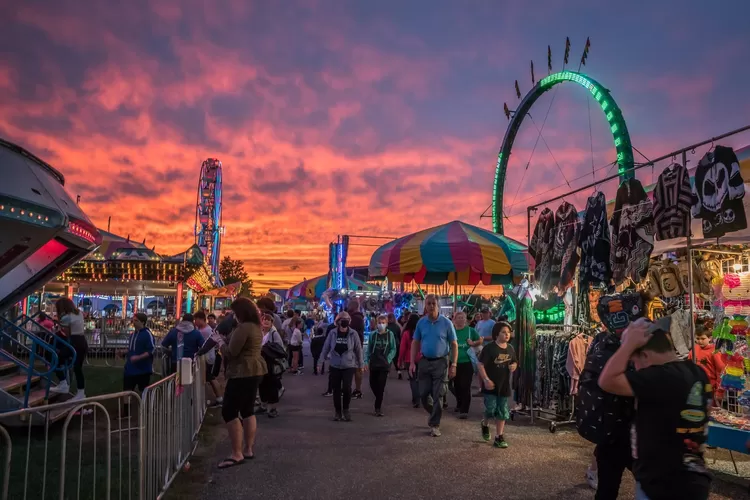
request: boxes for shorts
[205,358,222,382]
[222,376,262,423]
[483,393,510,421]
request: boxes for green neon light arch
[492,70,634,234]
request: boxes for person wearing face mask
[364,314,397,416]
[318,311,364,421]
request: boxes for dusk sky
[2,1,749,291]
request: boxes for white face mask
[377,323,387,332]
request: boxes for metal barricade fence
[0,391,142,500]
[1,357,209,499]
[140,357,206,500]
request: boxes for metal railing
[141,357,206,499]
[0,356,209,499]
[0,318,76,408]
[0,391,142,500]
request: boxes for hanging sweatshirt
[691,145,746,238]
[653,163,693,240]
[610,178,654,284]
[549,202,579,293]
[529,208,554,293]
[578,192,611,285]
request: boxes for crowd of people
[37,288,717,498]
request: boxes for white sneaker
[71,391,86,401]
[585,466,598,490]
[50,381,69,394]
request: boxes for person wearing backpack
[364,314,397,416]
[310,320,328,375]
[577,294,640,500]
[258,310,286,418]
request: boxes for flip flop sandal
[243,454,255,460]
[218,458,245,469]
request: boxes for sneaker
[322,391,333,397]
[481,420,490,442]
[585,466,598,490]
[50,381,69,394]
[493,435,508,449]
[459,413,468,420]
[71,391,86,401]
[430,426,442,437]
[343,411,352,422]
[352,390,363,399]
[268,409,279,418]
[333,413,342,421]
[375,408,384,417]
[256,406,268,415]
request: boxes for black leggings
[56,335,88,390]
[329,367,355,414]
[453,362,474,413]
[368,369,389,409]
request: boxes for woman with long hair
[217,298,267,469]
[398,313,421,408]
[50,298,88,399]
[318,311,363,421]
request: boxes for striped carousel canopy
[368,220,531,285]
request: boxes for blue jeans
[634,483,649,500]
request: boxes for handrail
[0,318,67,408]
[14,314,77,372]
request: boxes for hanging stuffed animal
[720,354,746,390]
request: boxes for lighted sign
[492,70,634,234]
[68,220,98,244]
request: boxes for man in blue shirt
[161,313,205,374]
[409,294,458,437]
[124,312,155,392]
[475,306,496,345]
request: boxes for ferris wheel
[195,158,224,283]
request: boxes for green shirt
[455,326,480,364]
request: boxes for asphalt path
[191,352,747,500]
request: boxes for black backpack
[576,333,635,445]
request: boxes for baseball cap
[481,306,490,313]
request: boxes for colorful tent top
[205,282,242,297]
[287,273,380,299]
[368,220,531,286]
[287,275,328,299]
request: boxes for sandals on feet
[218,457,245,469]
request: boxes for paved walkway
[186,360,746,500]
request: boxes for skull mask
[702,161,729,212]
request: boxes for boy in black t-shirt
[599,316,712,500]
[478,321,517,448]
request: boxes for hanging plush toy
[712,276,726,304]
[713,317,735,353]
[720,353,746,390]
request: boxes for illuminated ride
[195,158,223,284]
[492,70,635,235]
[0,138,102,313]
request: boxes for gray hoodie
[319,328,364,369]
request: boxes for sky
[2,0,749,291]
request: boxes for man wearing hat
[599,316,712,500]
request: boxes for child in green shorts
[478,321,517,448]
